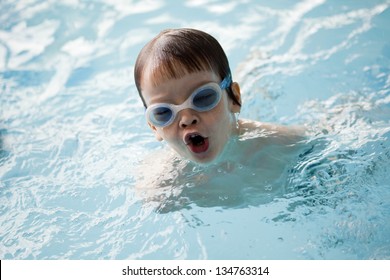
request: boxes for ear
[148,122,164,141]
[230,82,242,113]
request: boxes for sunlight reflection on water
[1,0,390,259]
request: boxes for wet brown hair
[134,28,241,108]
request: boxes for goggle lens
[192,88,219,110]
[151,106,173,124]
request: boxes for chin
[190,151,219,165]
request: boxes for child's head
[134,28,242,163]
[134,28,241,108]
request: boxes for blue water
[1,0,390,259]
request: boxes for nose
[179,109,199,128]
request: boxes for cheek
[159,127,179,144]
[212,99,234,127]
[204,106,234,145]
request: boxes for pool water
[1,0,390,259]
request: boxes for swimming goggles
[146,74,232,128]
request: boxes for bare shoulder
[134,148,193,203]
[135,149,177,189]
[238,119,306,144]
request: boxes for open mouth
[185,133,209,154]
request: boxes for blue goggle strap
[220,73,232,90]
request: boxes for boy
[134,28,304,208]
